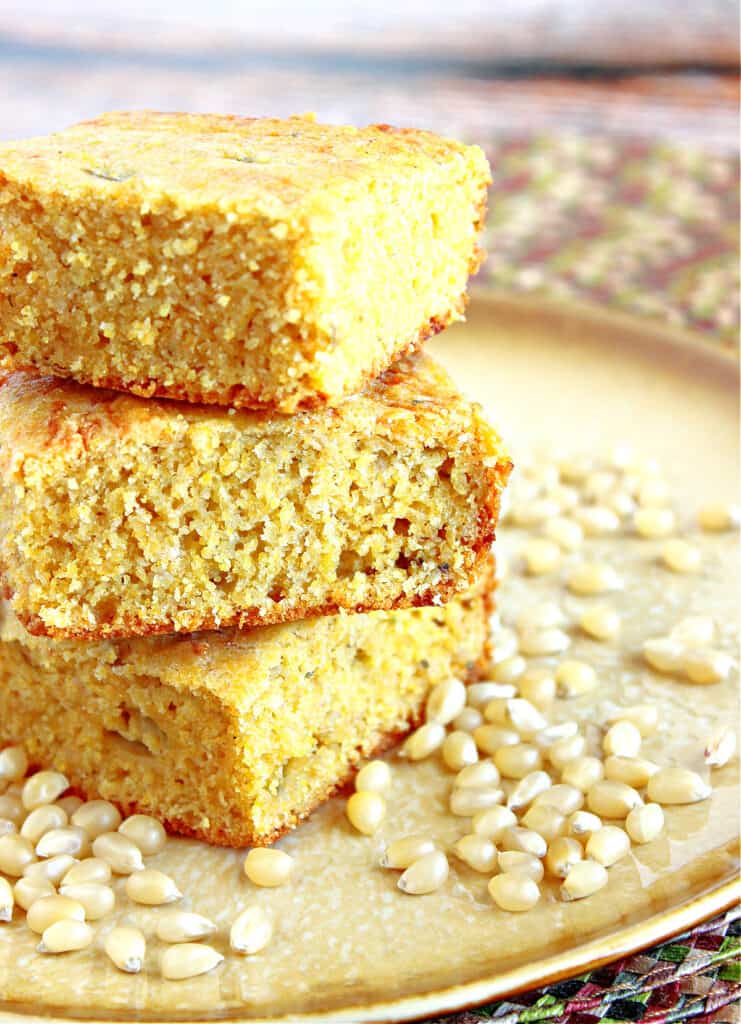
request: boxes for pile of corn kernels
[0,446,737,980]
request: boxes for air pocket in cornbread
[0,354,510,640]
[0,111,490,412]
[0,569,492,847]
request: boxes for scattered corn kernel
[161,943,224,981]
[56,796,83,818]
[449,786,504,817]
[647,767,711,805]
[579,606,620,641]
[544,516,584,551]
[518,627,571,657]
[587,781,643,818]
[442,732,479,772]
[634,507,675,539]
[126,868,182,906]
[704,727,737,768]
[473,724,520,756]
[642,637,683,674]
[518,668,556,708]
[507,771,552,811]
[567,562,622,595]
[453,707,483,732]
[156,910,217,945]
[574,506,620,535]
[603,756,659,788]
[562,757,604,793]
[471,805,517,840]
[355,760,392,794]
[243,848,294,887]
[586,825,630,867]
[495,744,543,780]
[426,678,467,725]
[398,851,449,894]
[560,859,608,900]
[451,834,498,873]
[603,721,642,758]
[500,826,547,858]
[0,876,14,921]
[626,803,665,844]
[24,854,77,886]
[380,836,436,870]
[466,682,517,708]
[488,872,540,912]
[26,894,85,935]
[454,760,499,789]
[60,882,115,920]
[607,704,658,737]
[230,905,273,955]
[38,919,93,954]
[698,501,740,532]
[92,833,144,875]
[567,810,602,838]
[522,538,562,575]
[0,746,28,784]
[105,925,145,973]
[14,876,55,912]
[556,660,598,698]
[36,826,90,859]
[681,649,734,685]
[71,800,122,840]
[22,771,69,811]
[20,805,68,845]
[400,722,446,761]
[491,656,527,685]
[661,539,701,573]
[497,850,545,882]
[545,836,583,878]
[548,734,587,771]
[0,834,36,876]
[0,794,24,826]
[521,805,567,842]
[118,815,167,855]
[534,783,584,816]
[346,791,387,835]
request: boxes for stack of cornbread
[0,112,511,847]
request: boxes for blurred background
[0,0,738,342]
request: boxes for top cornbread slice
[0,353,510,640]
[0,111,490,412]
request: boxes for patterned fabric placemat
[479,135,740,349]
[432,133,740,1024]
[431,907,740,1024]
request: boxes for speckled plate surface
[0,294,738,1023]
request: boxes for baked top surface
[0,352,503,458]
[0,110,488,213]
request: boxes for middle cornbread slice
[0,352,510,640]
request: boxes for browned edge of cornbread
[16,563,496,848]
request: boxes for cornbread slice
[0,354,510,640]
[0,569,493,847]
[0,111,490,412]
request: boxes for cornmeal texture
[0,111,490,412]
[0,571,492,847]
[0,354,510,640]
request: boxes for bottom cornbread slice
[0,569,492,847]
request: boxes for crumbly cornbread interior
[0,570,491,846]
[0,111,490,411]
[0,355,510,639]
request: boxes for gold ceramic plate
[1,295,739,1023]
